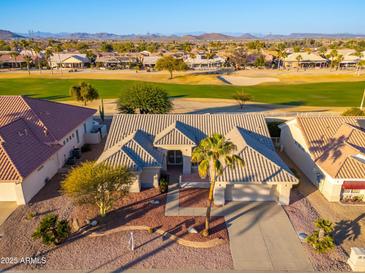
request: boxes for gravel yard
[284,188,350,272]
[0,175,231,272]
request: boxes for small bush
[352,195,364,202]
[159,178,169,193]
[147,227,154,234]
[81,144,91,153]
[26,211,37,220]
[32,214,70,246]
[305,218,335,253]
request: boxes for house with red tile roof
[279,115,365,202]
[0,96,98,204]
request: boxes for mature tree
[45,48,54,74]
[53,43,63,74]
[69,81,99,105]
[10,51,19,70]
[23,55,32,75]
[62,162,133,217]
[295,54,303,71]
[32,43,42,74]
[233,89,253,109]
[275,43,287,69]
[155,56,188,79]
[118,85,172,114]
[229,47,247,69]
[100,42,113,52]
[253,54,266,68]
[192,134,244,236]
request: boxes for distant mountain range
[1,29,365,40]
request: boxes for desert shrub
[62,162,132,217]
[32,214,70,245]
[26,211,37,220]
[159,178,169,193]
[305,218,335,253]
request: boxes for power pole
[361,89,365,110]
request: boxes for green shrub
[159,178,169,193]
[305,218,335,253]
[26,211,37,220]
[32,214,70,245]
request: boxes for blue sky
[1,0,365,34]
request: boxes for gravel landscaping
[0,173,232,272]
[284,188,351,272]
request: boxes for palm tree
[32,43,42,74]
[45,48,54,74]
[192,134,244,236]
[10,51,19,70]
[23,55,32,76]
[54,44,63,75]
[295,54,303,71]
[275,43,287,69]
[357,60,365,76]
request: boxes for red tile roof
[0,96,96,181]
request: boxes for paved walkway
[165,184,313,272]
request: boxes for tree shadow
[333,213,365,245]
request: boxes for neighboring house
[284,52,328,69]
[0,96,103,205]
[96,54,138,69]
[280,115,365,202]
[0,54,26,69]
[184,54,226,70]
[97,114,298,205]
[50,53,90,68]
[142,56,161,68]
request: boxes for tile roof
[98,130,163,171]
[101,114,296,184]
[297,115,365,179]
[0,96,96,181]
[219,127,297,183]
[154,121,197,146]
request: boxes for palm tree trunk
[203,176,216,236]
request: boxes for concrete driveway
[220,202,313,272]
[0,202,17,227]
[165,186,313,272]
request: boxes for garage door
[225,184,276,202]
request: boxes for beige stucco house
[0,96,104,205]
[280,115,365,202]
[97,114,298,205]
[284,52,328,69]
[50,53,90,68]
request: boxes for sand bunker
[220,75,280,86]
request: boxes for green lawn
[0,78,364,107]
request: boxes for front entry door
[167,150,183,165]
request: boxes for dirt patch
[179,188,209,208]
[284,189,350,272]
